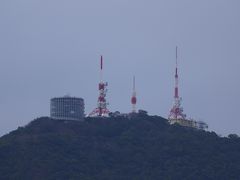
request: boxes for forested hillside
[0,115,240,180]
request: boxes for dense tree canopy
[0,115,240,180]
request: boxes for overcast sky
[0,0,239,136]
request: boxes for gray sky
[0,0,240,136]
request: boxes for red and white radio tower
[131,76,137,113]
[88,56,110,117]
[168,47,187,120]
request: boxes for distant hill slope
[0,115,240,180]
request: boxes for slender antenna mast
[133,76,136,92]
[131,76,137,113]
[176,46,178,66]
[168,46,186,120]
[175,46,179,99]
[100,55,103,82]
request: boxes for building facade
[50,96,85,121]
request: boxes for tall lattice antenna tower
[168,47,187,120]
[88,56,110,117]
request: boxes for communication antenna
[131,76,137,113]
[88,56,110,117]
[168,46,186,120]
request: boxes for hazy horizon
[0,0,240,136]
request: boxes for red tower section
[88,56,110,117]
